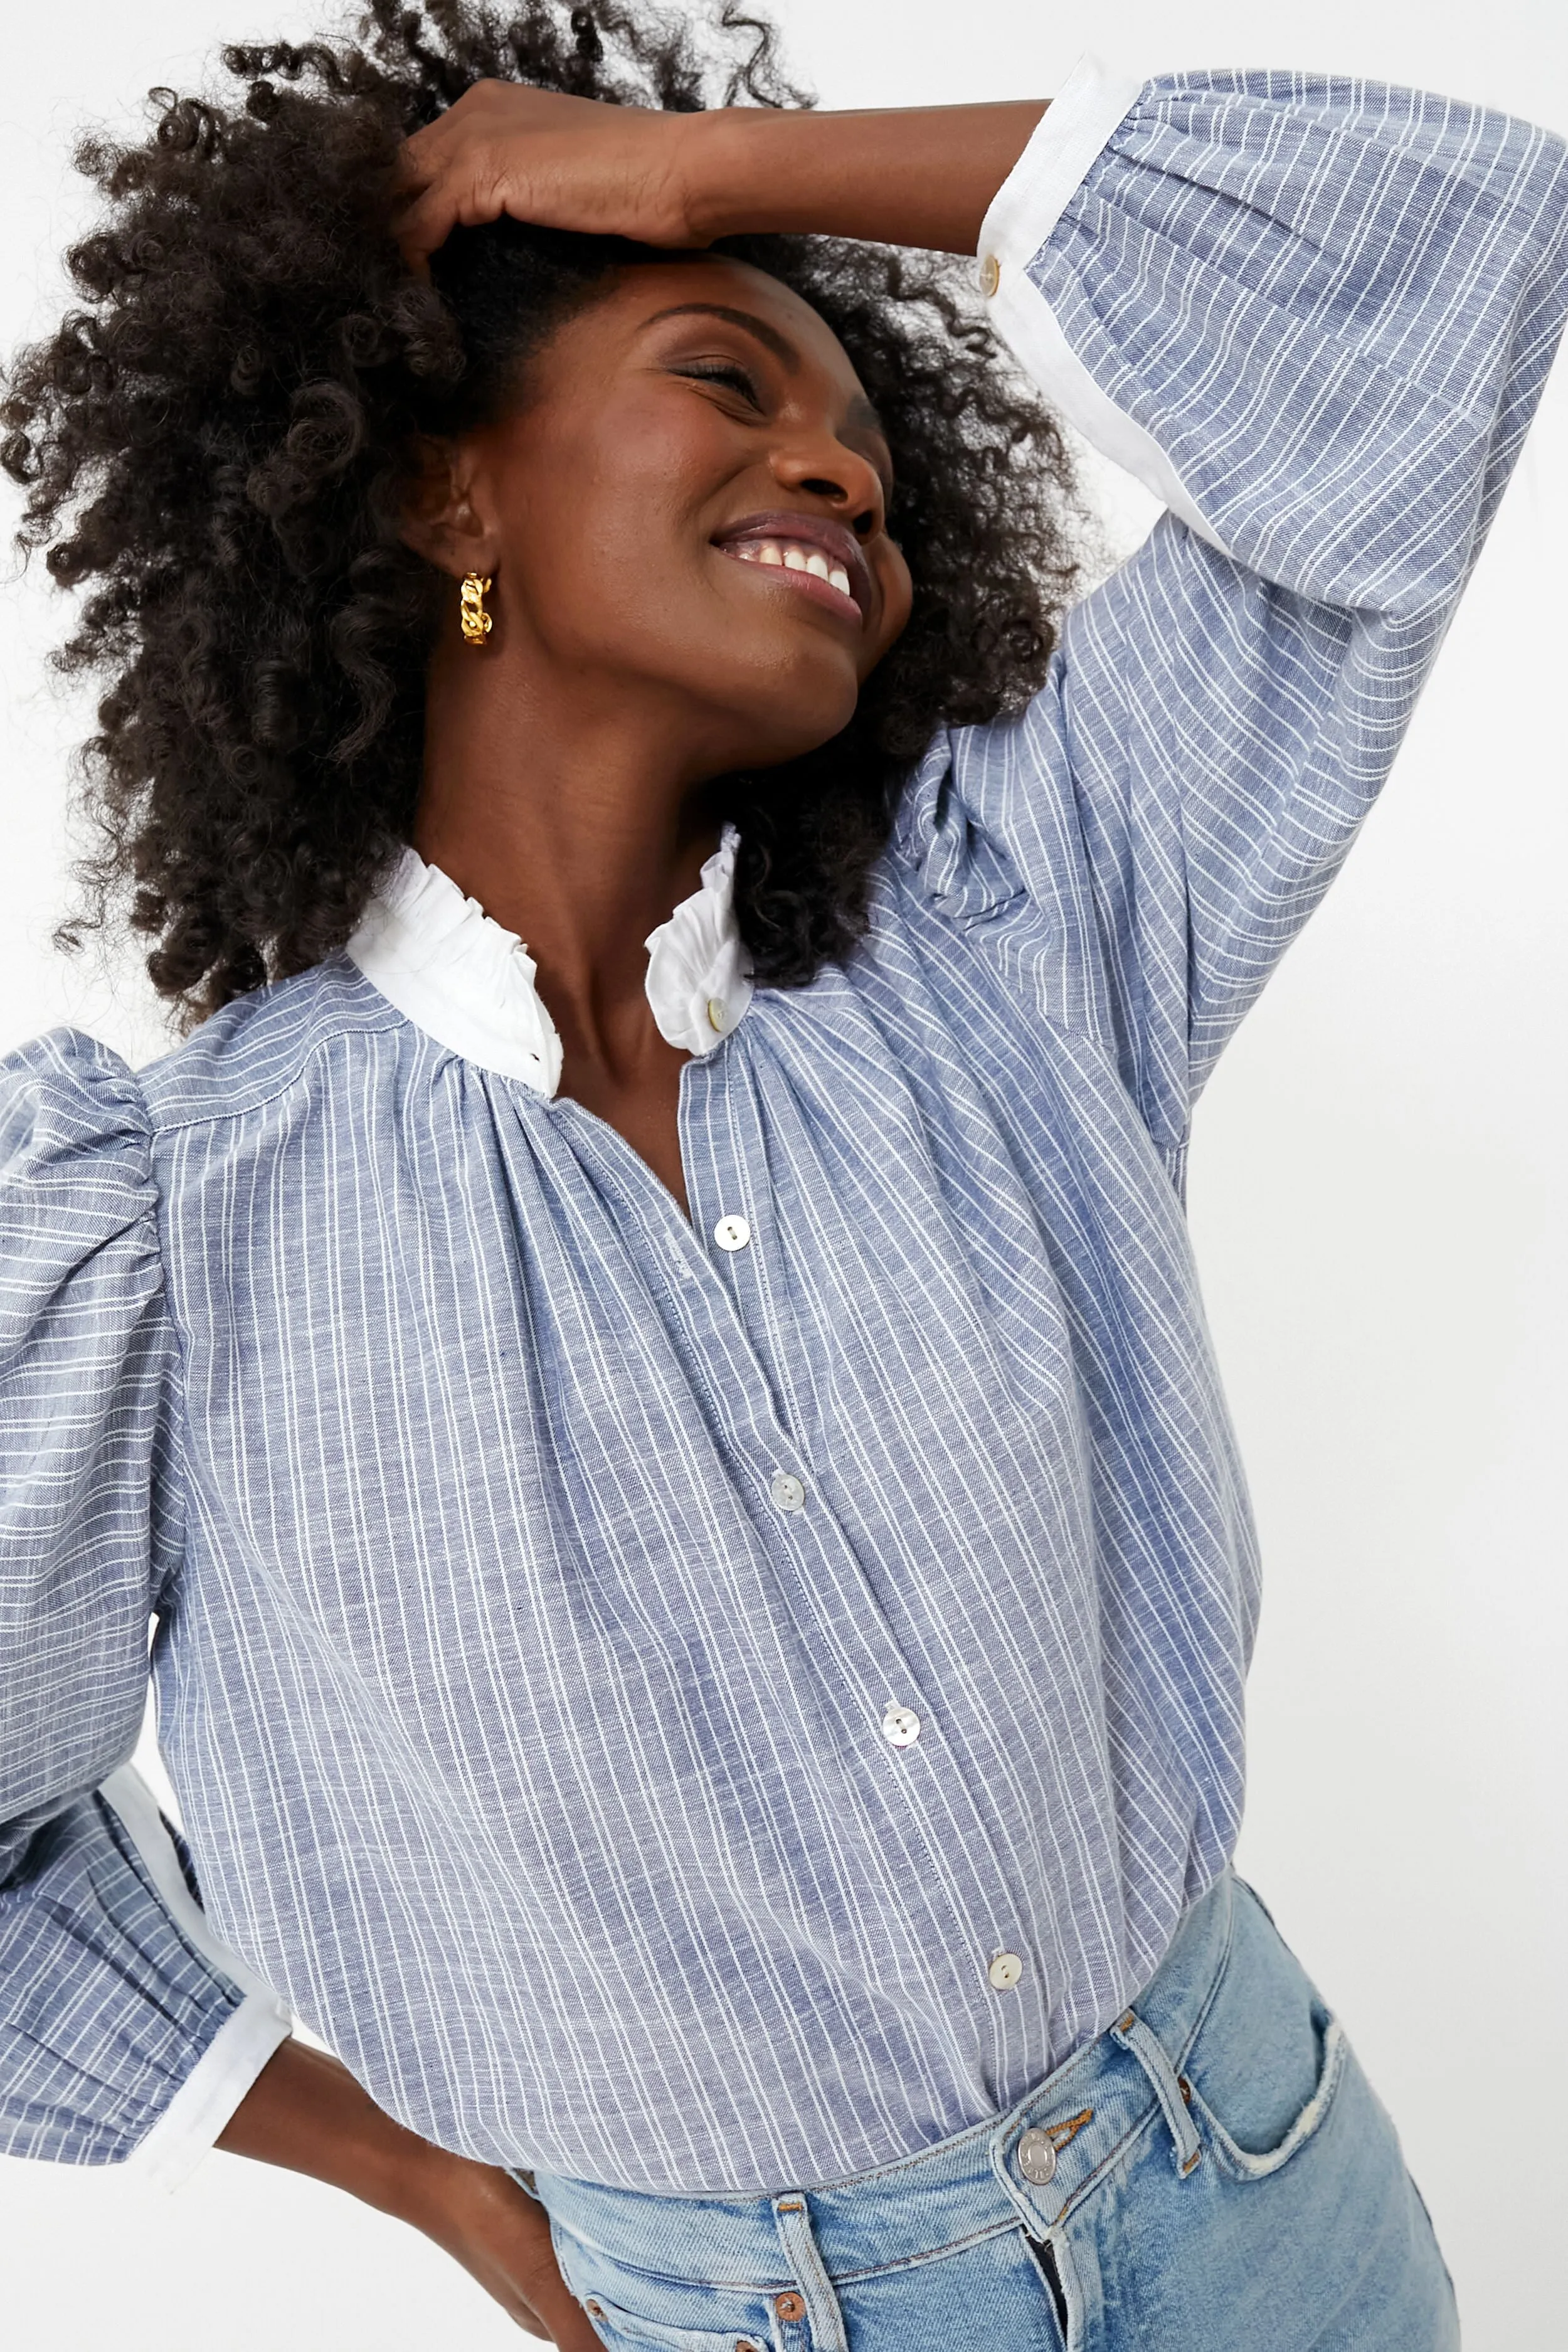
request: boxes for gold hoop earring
[458,572,493,647]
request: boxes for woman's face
[447,254,914,773]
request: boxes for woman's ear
[398,434,500,578]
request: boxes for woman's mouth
[711,513,869,627]
[731,536,854,596]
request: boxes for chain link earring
[458,572,493,647]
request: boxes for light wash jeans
[524,1875,1457,2350]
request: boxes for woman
[2,3,1562,2343]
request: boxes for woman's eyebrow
[641,302,801,371]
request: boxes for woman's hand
[392,82,1048,273]
[403,2144,606,2348]
[217,2037,601,2344]
[393,82,711,269]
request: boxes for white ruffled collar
[342,825,753,1096]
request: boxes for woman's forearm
[217,2038,599,2344]
[687,100,1047,252]
[393,83,1047,268]
[216,2035,439,2213]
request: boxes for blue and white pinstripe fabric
[3,65,1565,2196]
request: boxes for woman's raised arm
[392,81,1049,267]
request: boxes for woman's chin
[699,654,863,764]
[723,702,861,774]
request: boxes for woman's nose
[768,431,885,537]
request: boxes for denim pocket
[1180,1882,1350,2182]
[549,2218,771,2352]
[1187,2006,1349,2181]
[573,2288,766,2352]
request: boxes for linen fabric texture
[3,61,1566,2195]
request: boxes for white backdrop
[2,3,1564,2346]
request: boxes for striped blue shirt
[3,60,1565,2196]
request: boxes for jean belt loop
[1110,2006,1203,2176]
[771,2193,850,2352]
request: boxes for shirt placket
[670,1049,1049,2067]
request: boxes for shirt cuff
[129,1986,293,2191]
[975,53,1231,556]
[99,1765,293,2193]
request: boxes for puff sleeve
[0,1029,289,2175]
[898,58,1568,1153]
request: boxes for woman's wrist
[683,99,1047,252]
[217,2036,447,2223]
[218,2040,596,2342]
[390,2133,498,2237]
[214,2034,517,2241]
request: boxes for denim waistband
[533,1868,1239,2288]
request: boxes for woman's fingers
[392,162,514,274]
[409,2150,607,2346]
[389,80,707,270]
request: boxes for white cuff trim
[129,1987,293,2192]
[978,51,1147,268]
[99,1764,293,2192]
[976,53,1232,558]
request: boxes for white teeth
[726,536,857,605]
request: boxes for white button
[1016,2127,1057,2186]
[979,251,1000,299]
[770,1471,806,1513]
[882,1705,921,1749]
[707,996,730,1034]
[712,1214,751,1253]
[988,1951,1025,1991]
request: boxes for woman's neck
[411,639,725,1078]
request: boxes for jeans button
[1018,2127,1058,2185]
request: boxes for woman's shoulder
[133,953,405,1135]
[0,1026,164,1327]
[2,954,403,1166]
[0,1022,154,1178]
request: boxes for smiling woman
[391,214,945,1193]
[2,3,1565,2349]
[0,3,1073,1030]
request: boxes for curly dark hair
[3,0,1078,1026]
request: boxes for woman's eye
[674,362,763,408]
